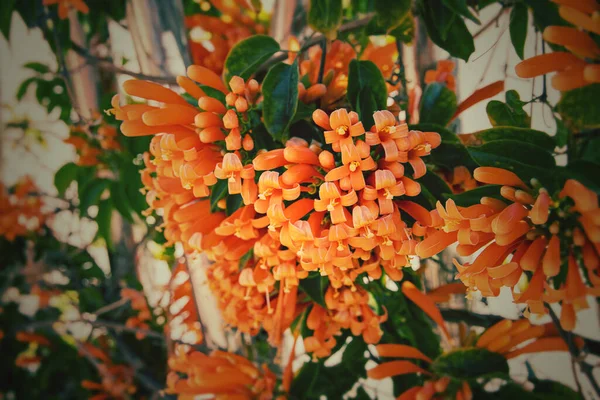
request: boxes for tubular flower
[417,167,600,331]
[80,351,137,399]
[167,347,275,399]
[515,2,600,91]
[369,316,579,400]
[121,288,152,340]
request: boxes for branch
[439,308,504,327]
[69,42,178,85]
[473,7,507,40]
[546,304,600,399]
[257,13,375,73]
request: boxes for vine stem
[545,304,600,399]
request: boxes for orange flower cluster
[293,40,397,109]
[439,166,478,194]
[167,347,276,399]
[425,60,456,91]
[15,331,51,368]
[112,62,442,353]
[64,124,120,167]
[121,288,152,340]
[0,177,46,241]
[186,0,266,75]
[367,318,576,400]
[416,167,600,331]
[515,0,600,91]
[43,0,89,19]
[81,343,136,400]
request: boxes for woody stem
[546,304,600,399]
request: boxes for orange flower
[43,0,89,19]
[314,182,358,224]
[425,60,456,91]
[317,109,365,152]
[324,143,376,191]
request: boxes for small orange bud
[319,150,335,170]
[235,97,248,112]
[229,76,245,94]
[226,92,237,106]
[243,134,254,151]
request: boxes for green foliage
[411,123,477,170]
[556,84,600,130]
[79,179,110,217]
[223,35,281,83]
[486,90,531,128]
[210,179,228,212]
[308,0,343,37]
[0,0,16,40]
[509,3,529,60]
[419,0,475,61]
[470,127,555,151]
[432,347,509,380]
[347,60,388,128]
[299,273,328,308]
[372,0,412,32]
[419,83,458,126]
[262,60,299,141]
[442,0,480,24]
[54,162,79,196]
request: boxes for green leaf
[210,179,228,213]
[449,185,504,206]
[96,199,113,251]
[198,84,226,105]
[16,77,37,100]
[308,0,343,36]
[262,61,299,141]
[291,101,316,125]
[79,179,110,217]
[372,0,412,31]
[23,62,50,74]
[290,362,321,398]
[554,115,569,147]
[420,2,475,61]
[468,140,557,186]
[226,194,243,216]
[299,272,328,308]
[223,35,280,83]
[431,1,457,41]
[54,162,79,196]
[110,181,134,223]
[531,379,584,400]
[432,347,509,380]
[556,84,600,130]
[509,3,528,60]
[442,0,480,24]
[419,83,458,126]
[0,0,15,40]
[347,60,387,128]
[417,171,453,204]
[389,12,415,43]
[471,127,555,151]
[559,161,600,193]
[410,123,477,170]
[486,90,530,128]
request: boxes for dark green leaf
[23,62,50,74]
[531,379,584,400]
[410,124,477,170]
[96,199,113,250]
[486,90,530,128]
[468,140,557,186]
[347,59,387,127]
[291,100,316,125]
[226,194,243,216]
[198,84,226,105]
[54,162,79,196]
[417,171,453,203]
[299,272,328,308]
[442,0,480,24]
[308,0,343,36]
[432,347,509,379]
[79,179,110,217]
[559,161,600,193]
[110,181,134,223]
[554,115,569,147]
[0,0,15,40]
[419,83,458,126]
[556,84,600,130]
[431,1,457,40]
[290,362,320,398]
[471,127,555,151]
[420,2,475,61]
[509,3,528,59]
[449,185,504,206]
[223,35,280,83]
[262,61,299,141]
[16,77,37,100]
[389,12,415,43]
[210,179,228,213]
[372,0,412,31]
[525,0,568,51]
